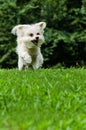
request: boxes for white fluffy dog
[11,22,46,70]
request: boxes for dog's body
[11,22,46,70]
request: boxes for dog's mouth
[31,39,38,46]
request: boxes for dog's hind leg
[18,56,24,70]
[33,53,43,69]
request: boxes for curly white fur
[11,22,46,70]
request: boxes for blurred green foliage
[0,0,86,68]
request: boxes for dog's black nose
[36,37,39,40]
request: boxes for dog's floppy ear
[36,22,46,30]
[11,25,24,35]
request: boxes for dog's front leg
[23,52,32,64]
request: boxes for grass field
[0,68,86,130]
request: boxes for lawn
[0,68,86,130]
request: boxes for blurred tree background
[0,0,86,68]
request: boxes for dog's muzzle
[31,37,39,46]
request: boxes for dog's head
[11,22,46,48]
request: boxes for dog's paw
[23,55,32,64]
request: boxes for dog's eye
[29,33,33,37]
[37,33,40,35]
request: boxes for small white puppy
[11,22,46,70]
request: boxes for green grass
[0,68,86,130]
